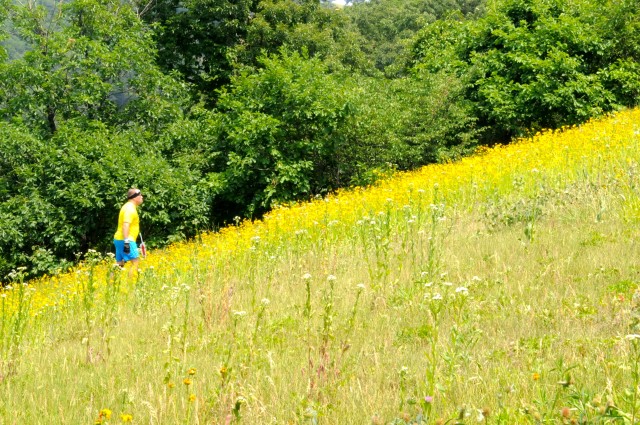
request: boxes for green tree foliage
[0,0,9,61]
[0,0,207,280]
[1,0,189,136]
[0,120,210,279]
[1,0,58,60]
[236,0,368,73]
[213,50,356,217]
[345,0,484,73]
[142,0,368,103]
[344,71,477,174]
[139,0,256,105]
[410,0,640,141]
[4,0,640,281]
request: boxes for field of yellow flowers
[2,108,640,424]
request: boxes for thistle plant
[81,250,102,363]
[320,275,336,353]
[132,265,156,312]
[303,272,313,375]
[532,358,576,421]
[253,297,270,343]
[161,282,188,387]
[371,201,393,289]
[345,283,365,336]
[100,261,123,357]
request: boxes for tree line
[1,0,639,280]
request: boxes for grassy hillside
[2,108,640,423]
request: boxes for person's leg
[128,258,139,277]
[114,239,125,267]
[124,242,140,278]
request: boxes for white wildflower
[455,286,469,295]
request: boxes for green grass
[3,114,640,424]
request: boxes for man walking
[114,188,144,268]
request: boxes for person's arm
[122,222,131,241]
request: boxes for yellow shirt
[114,201,140,241]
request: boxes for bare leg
[128,258,139,278]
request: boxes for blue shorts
[114,239,139,262]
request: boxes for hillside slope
[1,108,640,423]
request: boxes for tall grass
[1,109,640,424]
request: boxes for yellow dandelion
[167,382,175,389]
[183,378,192,386]
[187,367,196,376]
[532,372,540,381]
[120,413,133,422]
[100,408,112,419]
[189,393,196,402]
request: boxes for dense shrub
[409,0,640,142]
[210,50,357,217]
[0,121,209,280]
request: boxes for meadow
[2,108,640,424]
